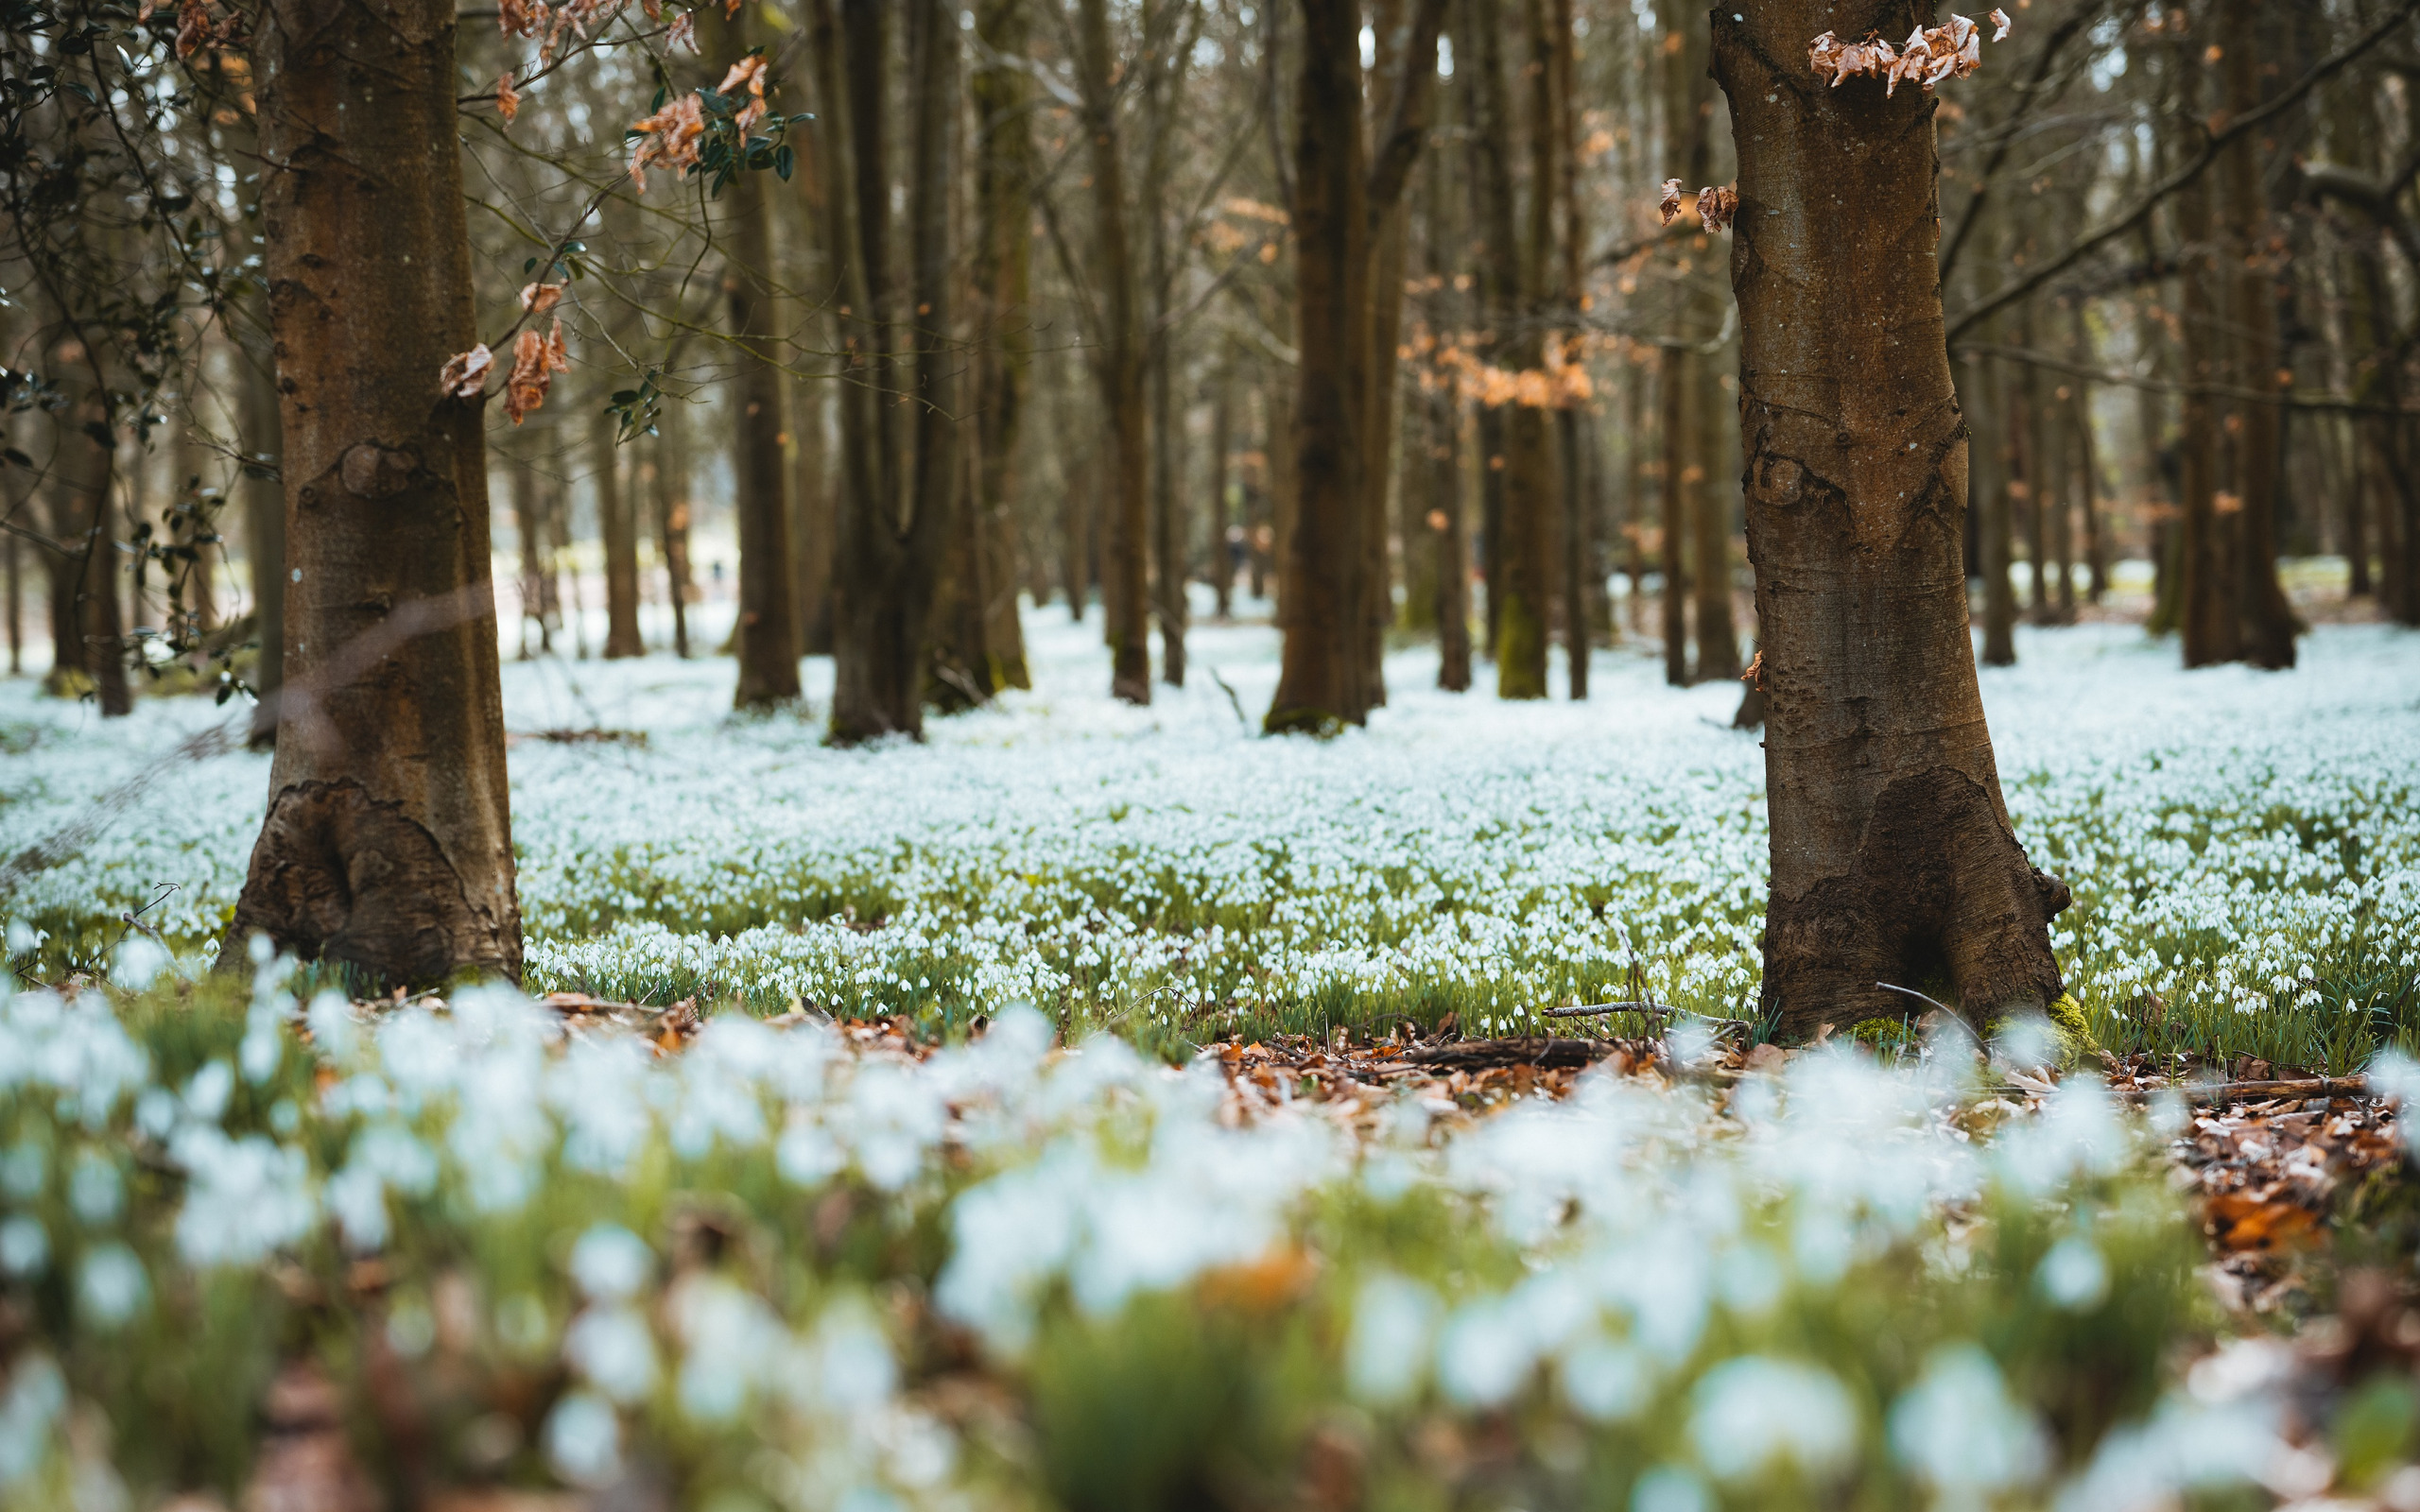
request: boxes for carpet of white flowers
[4,611,2417,1063]
[0,956,2373,1510]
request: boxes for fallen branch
[1543,1000,1675,1021]
[1404,1036,1625,1071]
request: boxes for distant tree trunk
[973,0,1032,689]
[1434,388,1472,691]
[3,528,17,677]
[1979,354,2018,666]
[1267,0,1372,731]
[793,384,835,657]
[1550,0,1589,699]
[1691,352,1739,680]
[2175,98,2238,668]
[815,0,956,740]
[42,376,127,713]
[1659,350,1690,685]
[1074,0,1152,704]
[596,404,644,659]
[2218,0,2295,668]
[724,17,800,709]
[223,0,520,986]
[2072,307,2106,604]
[1469,0,1549,699]
[1209,368,1236,619]
[240,338,286,743]
[1714,4,2067,1040]
[509,458,549,658]
[650,424,693,658]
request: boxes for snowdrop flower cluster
[3,622,2412,1065]
[0,954,2313,1509]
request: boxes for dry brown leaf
[629,92,705,190]
[1657,177,1685,226]
[1695,184,1738,232]
[720,55,769,138]
[1810,12,2002,94]
[666,9,696,51]
[519,281,565,314]
[438,344,493,400]
[2205,1191,2318,1253]
[498,0,542,38]
[495,72,520,124]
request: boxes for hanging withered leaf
[438,344,493,401]
[666,10,697,52]
[628,93,706,191]
[1658,180,1737,233]
[720,54,769,139]
[503,319,571,426]
[498,0,543,38]
[519,281,565,314]
[641,0,660,16]
[496,72,521,124]
[1989,9,2012,42]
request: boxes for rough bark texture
[1713,1,2066,1040]
[1690,352,1739,680]
[226,0,520,987]
[1659,350,1691,685]
[973,0,1033,690]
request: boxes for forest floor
[6,597,2420,1508]
[3,591,2415,1070]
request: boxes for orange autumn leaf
[439,344,494,400]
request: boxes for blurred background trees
[6,0,2420,748]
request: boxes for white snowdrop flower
[1714,1242,1783,1318]
[1888,1344,2048,1502]
[668,1274,784,1423]
[543,1389,622,1486]
[2036,1236,2110,1311]
[1345,1273,1440,1406]
[0,1217,47,1279]
[565,1307,658,1404]
[77,1243,148,1328]
[934,1147,1084,1352]
[304,989,359,1065]
[1437,1296,1535,1408]
[2,919,35,957]
[168,1122,318,1266]
[776,1113,846,1188]
[1629,1465,1711,1512]
[846,1060,946,1191]
[2050,1398,2280,1512]
[0,1352,66,1487]
[325,1163,390,1252]
[112,936,169,990]
[1686,1356,1858,1482]
[1560,1337,1651,1422]
[67,1150,122,1228]
[182,1058,233,1125]
[796,1302,897,1415]
[569,1225,654,1301]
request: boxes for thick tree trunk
[1978,354,2018,666]
[239,338,286,743]
[596,404,644,659]
[793,379,835,658]
[1713,4,2066,1040]
[1266,0,1371,732]
[2175,126,2238,668]
[225,0,520,987]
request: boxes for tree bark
[240,334,286,743]
[2175,96,2238,668]
[224,0,520,987]
[1691,350,1738,679]
[1659,350,1691,685]
[973,0,1033,690]
[2217,0,2295,668]
[1713,3,2067,1040]
[1209,366,1236,620]
[650,422,693,659]
[1434,387,1472,691]
[1266,0,1371,732]
[724,12,801,709]
[1075,0,1153,704]
[596,403,644,659]
[815,0,956,740]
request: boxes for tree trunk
[1266,0,1371,732]
[2175,103,2238,669]
[1713,5,2067,1040]
[1690,351,1738,680]
[973,0,1033,689]
[2218,0,2295,668]
[650,423,693,659]
[1978,353,2017,666]
[224,0,520,987]
[1075,0,1152,704]
[1434,387,1472,691]
[509,457,547,658]
[793,376,835,658]
[816,0,956,740]
[4,528,17,677]
[1659,350,1690,685]
[596,404,644,659]
[724,20,801,709]
[1209,368,1236,620]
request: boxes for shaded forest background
[4,0,2417,743]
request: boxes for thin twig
[1543,1000,1675,1021]
[1876,982,1989,1056]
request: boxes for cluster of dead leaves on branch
[1652,12,2014,242]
